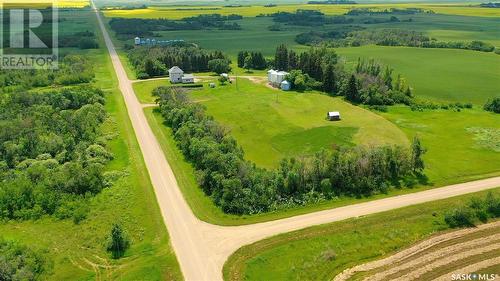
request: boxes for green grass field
[381,106,500,185]
[223,188,500,281]
[0,9,182,280]
[337,45,500,104]
[144,105,445,225]
[187,78,408,168]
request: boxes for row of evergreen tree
[237,51,268,70]
[128,46,227,78]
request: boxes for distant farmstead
[134,37,185,46]
[169,66,194,84]
[327,111,341,121]
[268,69,289,88]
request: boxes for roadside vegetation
[0,8,182,280]
[223,189,500,281]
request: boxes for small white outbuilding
[181,74,195,84]
[134,37,141,45]
[327,111,341,121]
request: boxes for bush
[106,224,130,259]
[484,97,500,113]
[444,192,500,228]
[0,239,47,281]
[444,208,476,228]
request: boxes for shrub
[0,239,47,280]
[484,97,500,113]
[106,224,130,259]
[444,208,476,228]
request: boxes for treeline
[271,10,326,26]
[484,97,500,113]
[157,87,425,214]
[308,0,356,4]
[0,85,111,221]
[297,28,497,53]
[59,30,99,49]
[0,239,48,280]
[127,46,228,78]
[108,15,241,38]
[237,51,267,70]
[345,7,426,15]
[0,55,94,93]
[444,192,500,228]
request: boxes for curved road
[92,3,500,280]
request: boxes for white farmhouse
[169,66,184,83]
[267,69,289,87]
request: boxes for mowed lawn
[188,78,408,168]
[380,106,500,185]
[336,45,500,104]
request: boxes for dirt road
[92,3,500,280]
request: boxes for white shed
[134,37,141,45]
[327,111,341,121]
[169,66,184,83]
[281,80,291,91]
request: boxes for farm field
[223,188,500,281]
[336,45,500,104]
[187,78,408,168]
[102,3,500,19]
[0,8,182,280]
[337,221,500,280]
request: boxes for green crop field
[223,188,500,281]
[103,3,500,19]
[0,9,181,280]
[337,45,500,104]
[187,78,408,168]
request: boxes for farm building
[281,80,291,91]
[327,111,341,121]
[134,37,140,45]
[182,74,195,84]
[169,66,195,84]
[267,69,288,87]
[169,66,184,83]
